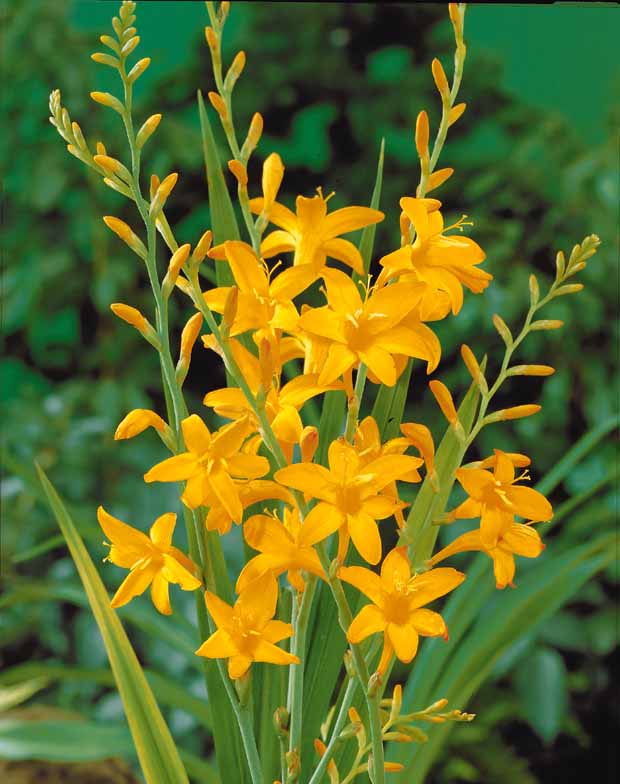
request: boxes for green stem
[344,364,368,442]
[315,542,385,784]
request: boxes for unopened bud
[114,409,166,440]
[492,313,513,346]
[180,312,203,365]
[300,426,319,462]
[163,243,191,299]
[224,50,246,92]
[285,750,300,782]
[427,167,454,193]
[127,57,150,83]
[228,159,248,188]
[121,36,140,57]
[204,26,218,53]
[553,283,584,297]
[460,344,488,393]
[94,154,132,183]
[150,172,179,218]
[208,91,228,122]
[448,102,466,127]
[484,404,541,424]
[233,669,252,706]
[96,141,107,156]
[384,762,405,772]
[429,380,458,425]
[192,229,213,264]
[136,113,162,149]
[506,364,555,377]
[100,34,120,54]
[90,91,124,115]
[258,338,274,396]
[103,216,147,258]
[273,706,289,738]
[262,152,284,212]
[242,112,263,160]
[415,110,430,159]
[367,671,382,698]
[531,319,564,331]
[529,274,540,306]
[71,122,87,151]
[110,303,159,348]
[448,3,463,39]
[431,58,450,98]
[390,684,403,722]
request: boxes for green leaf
[399,378,480,564]
[0,718,135,762]
[35,464,189,784]
[197,89,239,287]
[357,137,385,276]
[513,647,567,744]
[0,677,49,712]
[371,360,413,441]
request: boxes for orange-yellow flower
[429,514,545,589]
[379,197,490,315]
[236,504,328,593]
[204,240,316,345]
[144,414,269,521]
[196,571,299,679]
[339,547,465,672]
[449,449,552,548]
[297,268,438,387]
[204,479,294,535]
[275,438,420,564]
[250,188,384,275]
[97,506,201,615]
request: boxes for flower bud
[121,36,140,56]
[149,172,179,218]
[529,274,540,306]
[90,91,124,115]
[224,50,246,92]
[429,380,457,425]
[484,404,541,424]
[228,159,248,188]
[241,112,263,160]
[273,706,289,738]
[426,167,454,192]
[431,58,450,98]
[460,343,488,393]
[492,313,513,346]
[136,113,162,149]
[93,154,132,183]
[100,34,120,54]
[208,91,228,122]
[262,152,284,213]
[531,319,564,331]
[180,312,203,365]
[506,364,555,377]
[448,102,466,127]
[110,303,159,348]
[300,426,319,463]
[192,229,213,265]
[114,409,166,440]
[103,216,147,258]
[415,110,430,159]
[127,57,150,82]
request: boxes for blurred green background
[1,2,618,782]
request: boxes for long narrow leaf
[35,464,189,784]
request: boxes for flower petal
[181,414,212,455]
[224,241,269,296]
[144,453,199,483]
[490,549,515,589]
[347,604,386,644]
[410,608,446,638]
[322,206,384,238]
[408,567,466,608]
[506,486,553,522]
[196,628,237,658]
[204,589,234,629]
[319,343,358,386]
[226,453,270,479]
[97,506,150,553]
[161,553,202,590]
[209,467,243,523]
[338,565,384,606]
[110,563,156,609]
[323,238,364,274]
[252,639,300,667]
[244,514,293,553]
[501,523,544,558]
[274,464,337,504]
[228,654,253,680]
[236,571,278,629]
[149,513,176,550]
[299,502,344,546]
[380,546,411,590]
[260,229,296,259]
[429,530,484,566]
[348,511,382,565]
[387,622,419,663]
[358,345,396,387]
[262,619,295,645]
[150,574,172,615]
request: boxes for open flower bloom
[275,438,420,564]
[297,268,437,387]
[98,506,201,615]
[196,571,299,680]
[353,416,423,528]
[236,505,328,593]
[203,334,339,462]
[449,449,553,548]
[144,414,269,521]
[429,513,545,589]
[379,197,491,315]
[204,479,294,535]
[250,188,384,275]
[339,547,465,673]
[204,240,316,345]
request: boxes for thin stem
[315,542,385,784]
[344,364,368,442]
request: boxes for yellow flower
[250,188,384,275]
[236,504,328,593]
[274,438,420,564]
[379,197,491,315]
[97,506,201,615]
[449,449,553,548]
[196,571,299,680]
[203,334,340,462]
[297,268,438,387]
[204,479,294,535]
[339,547,465,672]
[429,514,545,589]
[204,240,315,345]
[353,416,424,528]
[144,414,269,521]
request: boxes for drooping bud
[208,91,228,122]
[103,216,147,258]
[110,303,160,348]
[90,91,124,115]
[429,380,458,426]
[426,167,454,192]
[228,159,248,188]
[149,172,179,218]
[93,154,132,183]
[114,409,166,440]
[400,422,435,478]
[448,102,466,127]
